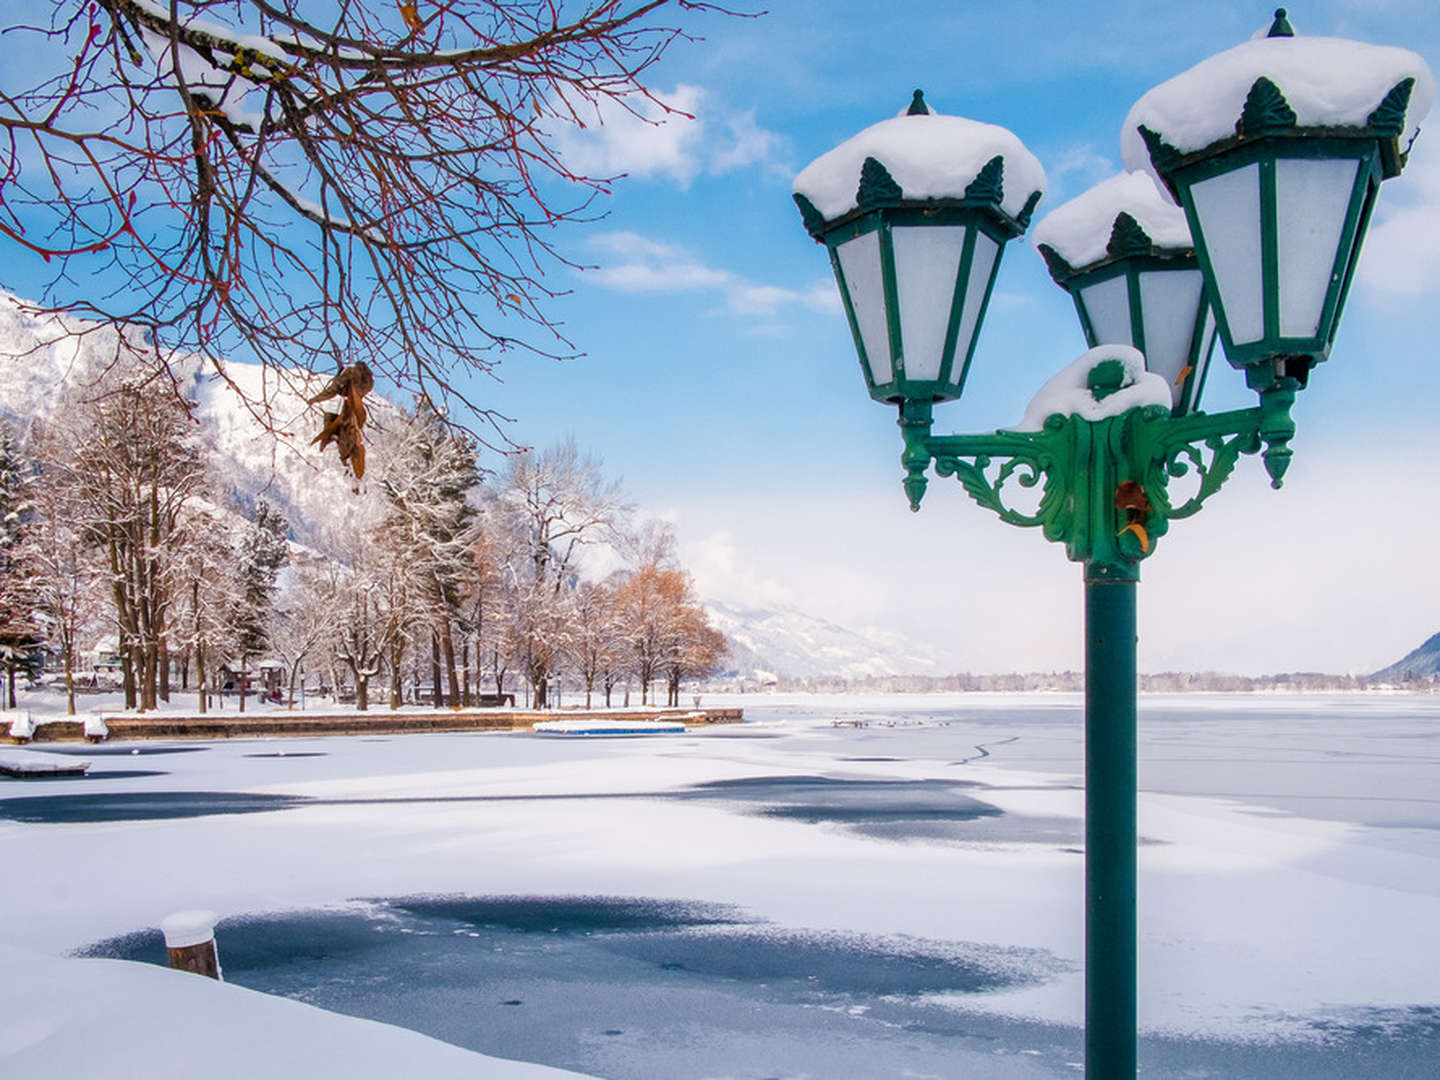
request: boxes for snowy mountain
[702,599,951,680]
[1372,631,1440,681]
[0,290,392,550]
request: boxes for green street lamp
[1126,8,1431,397]
[793,12,1432,1079]
[1034,171,1218,417]
[793,90,1045,409]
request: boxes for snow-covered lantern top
[1125,9,1435,392]
[794,91,1046,405]
[1034,172,1217,417]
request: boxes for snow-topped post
[161,910,221,980]
[792,91,1045,512]
[1034,172,1218,417]
[792,18,1433,1080]
[1125,8,1435,403]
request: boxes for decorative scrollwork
[933,446,1058,530]
[1145,426,1260,521]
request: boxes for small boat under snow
[531,719,689,737]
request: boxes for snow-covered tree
[18,459,106,715]
[0,421,39,708]
[170,505,243,713]
[380,399,481,706]
[489,438,627,707]
[663,605,728,706]
[269,557,342,708]
[569,580,625,709]
[231,499,289,711]
[31,375,208,710]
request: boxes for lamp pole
[793,10,1431,1076]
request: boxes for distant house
[216,658,285,701]
[88,636,122,673]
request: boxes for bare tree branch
[0,1,738,446]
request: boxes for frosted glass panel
[1276,158,1358,337]
[949,233,998,384]
[836,231,893,386]
[1079,275,1133,347]
[1139,269,1205,403]
[892,226,968,382]
[1189,164,1263,344]
[1189,306,1217,411]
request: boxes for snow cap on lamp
[1122,9,1435,390]
[1033,172,1217,415]
[793,91,1046,407]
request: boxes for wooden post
[161,910,221,980]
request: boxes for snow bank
[0,944,595,1080]
[1012,345,1172,432]
[7,712,35,741]
[1123,34,1435,179]
[1031,171,1191,269]
[794,107,1045,222]
[0,747,89,777]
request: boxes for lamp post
[793,11,1432,1078]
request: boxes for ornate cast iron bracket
[898,381,1299,579]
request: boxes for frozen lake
[5,693,1439,1078]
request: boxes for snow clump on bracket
[793,107,1046,222]
[1122,34,1435,182]
[1011,345,1171,432]
[1031,171,1192,270]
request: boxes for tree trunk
[441,619,459,707]
[238,654,247,713]
[139,636,158,711]
[356,672,370,711]
[430,633,441,707]
[288,660,303,709]
[390,641,404,709]
[461,640,471,706]
[120,643,136,710]
[5,665,14,710]
[196,645,207,714]
[158,639,170,702]
[63,644,75,716]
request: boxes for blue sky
[7,1,1440,674]
[486,0,1440,675]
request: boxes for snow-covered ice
[3,692,1438,1077]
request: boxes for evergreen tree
[232,499,289,710]
[380,397,481,706]
[0,421,38,708]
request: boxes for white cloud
[682,530,800,612]
[583,231,842,319]
[1043,143,1117,203]
[549,85,789,189]
[1357,145,1440,299]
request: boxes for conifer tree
[232,499,289,710]
[0,421,38,708]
